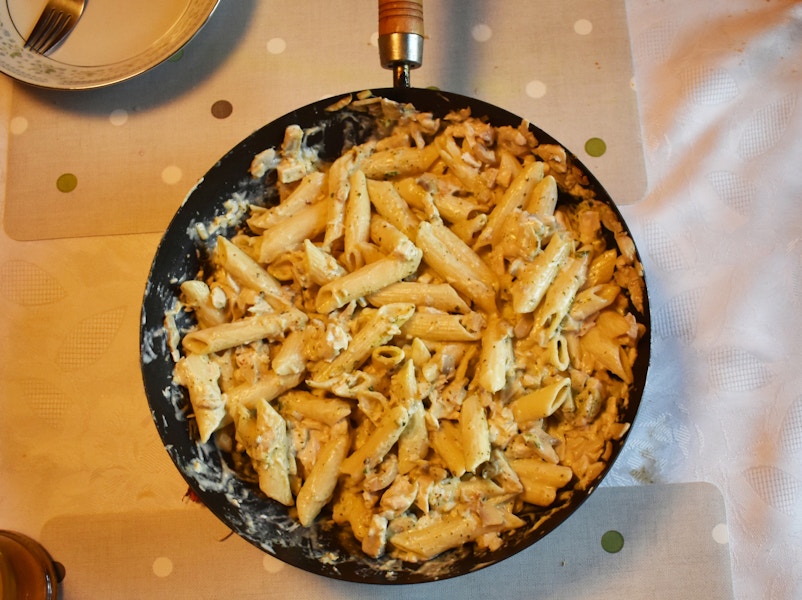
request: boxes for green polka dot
[585,137,607,157]
[56,173,78,193]
[169,49,184,62]
[601,530,624,553]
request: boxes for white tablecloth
[2,1,801,598]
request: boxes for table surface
[2,1,801,599]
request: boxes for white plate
[0,0,219,89]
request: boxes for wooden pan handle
[377,0,424,87]
[378,0,424,37]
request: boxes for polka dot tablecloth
[38,483,733,599]
[3,0,645,240]
[2,0,802,599]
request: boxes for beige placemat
[3,0,645,241]
[38,483,733,599]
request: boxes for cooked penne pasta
[510,378,572,424]
[215,237,283,297]
[226,371,304,411]
[390,511,483,561]
[475,159,544,249]
[258,199,330,264]
[400,311,484,342]
[247,171,326,231]
[366,281,470,313]
[416,220,497,313]
[315,243,422,313]
[509,458,573,506]
[342,169,371,270]
[311,303,415,382]
[510,230,572,314]
[340,401,413,481]
[179,280,226,328]
[182,310,307,355]
[460,392,492,472]
[303,239,347,286]
[360,144,439,180]
[524,174,558,216]
[169,97,646,564]
[476,315,514,393]
[174,353,226,443]
[296,422,350,526]
[279,390,351,425]
[532,252,590,342]
[366,179,421,239]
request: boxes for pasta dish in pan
[165,93,646,562]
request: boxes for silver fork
[24,0,87,55]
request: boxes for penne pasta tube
[226,371,304,411]
[394,177,439,220]
[360,144,440,180]
[430,420,466,477]
[256,399,294,506]
[371,345,406,370]
[311,303,415,382]
[546,334,571,371]
[315,240,422,313]
[343,169,371,271]
[389,511,482,561]
[523,174,558,216]
[431,190,485,224]
[296,423,350,526]
[323,149,356,248]
[533,252,590,340]
[398,398,428,474]
[476,315,514,393]
[173,353,226,443]
[366,179,420,239]
[235,399,294,506]
[510,458,574,487]
[581,325,633,383]
[509,458,573,506]
[247,171,326,231]
[179,280,226,328]
[271,329,307,376]
[279,390,351,425]
[510,378,572,424]
[460,393,491,473]
[510,230,572,314]
[215,237,283,296]
[303,239,347,286]
[366,282,470,313]
[182,310,307,355]
[586,248,618,287]
[475,159,544,249]
[400,312,484,342]
[340,402,414,481]
[259,199,330,264]
[416,220,497,313]
[369,215,412,256]
[569,283,621,321]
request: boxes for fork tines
[25,10,76,55]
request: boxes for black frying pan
[140,1,650,585]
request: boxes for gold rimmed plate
[0,0,219,89]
